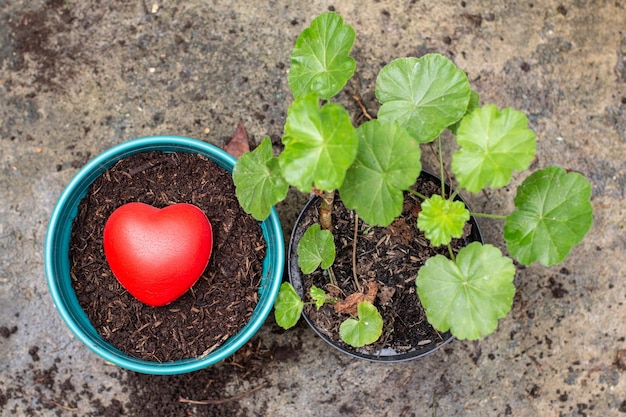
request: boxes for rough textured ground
[1,1,625,416]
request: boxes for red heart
[103,202,213,307]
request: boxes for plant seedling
[234,12,593,346]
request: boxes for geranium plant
[233,12,593,346]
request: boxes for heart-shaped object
[103,202,213,306]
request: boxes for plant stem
[408,189,428,200]
[352,213,362,294]
[448,188,460,201]
[469,212,508,220]
[348,88,373,121]
[447,244,455,261]
[328,266,338,287]
[320,190,335,230]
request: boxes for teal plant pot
[45,136,284,375]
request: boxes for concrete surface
[1,0,625,416]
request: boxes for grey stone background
[1,0,625,416]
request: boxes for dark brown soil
[290,172,482,359]
[69,150,266,362]
[123,335,274,417]
[1,335,279,417]
[5,0,80,91]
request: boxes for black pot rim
[287,169,483,362]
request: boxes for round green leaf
[417,194,470,247]
[297,224,336,274]
[376,54,471,143]
[279,94,358,192]
[451,105,537,193]
[274,283,304,330]
[416,242,516,340]
[288,12,356,100]
[339,120,421,226]
[310,285,327,310]
[339,301,383,347]
[233,137,289,220]
[504,166,593,266]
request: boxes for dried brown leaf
[224,121,250,158]
[334,281,380,316]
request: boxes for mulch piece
[296,175,476,357]
[69,150,266,362]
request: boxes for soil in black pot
[69,150,266,362]
[291,173,481,358]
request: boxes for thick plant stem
[320,190,335,230]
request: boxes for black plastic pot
[288,170,483,362]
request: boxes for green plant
[233,12,593,345]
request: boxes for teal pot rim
[288,170,482,362]
[45,136,284,375]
